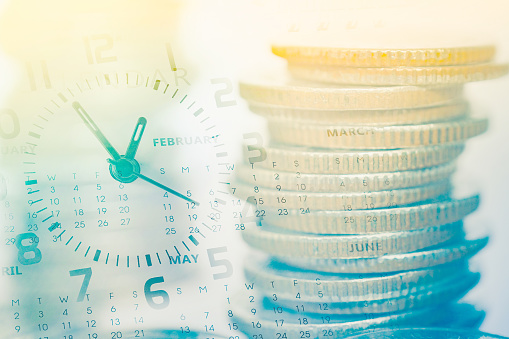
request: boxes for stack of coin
[233,46,508,338]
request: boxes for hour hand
[72,101,121,161]
[125,117,147,159]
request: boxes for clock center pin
[108,156,140,183]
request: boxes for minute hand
[72,101,121,160]
[132,171,200,206]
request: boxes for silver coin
[425,303,485,329]
[248,100,469,125]
[263,196,479,234]
[239,76,463,110]
[272,271,479,314]
[16,329,229,339]
[119,329,229,339]
[232,295,476,339]
[238,162,455,193]
[275,237,487,273]
[287,62,509,86]
[244,143,465,174]
[242,222,463,259]
[267,116,487,149]
[237,180,451,210]
[344,327,507,339]
[244,259,470,302]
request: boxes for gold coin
[272,45,496,67]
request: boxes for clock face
[0,69,248,339]
[21,71,230,268]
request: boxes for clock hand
[75,102,197,205]
[107,158,200,206]
[132,171,200,206]
[125,117,147,160]
[72,101,121,161]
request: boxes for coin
[433,307,484,329]
[237,162,455,193]
[237,180,451,210]
[263,196,479,234]
[272,272,480,315]
[345,327,507,339]
[272,271,478,314]
[242,222,463,259]
[248,100,469,125]
[232,296,476,339]
[239,77,463,110]
[65,329,229,339]
[397,303,485,329]
[238,43,501,339]
[271,45,496,67]
[275,237,488,273]
[245,143,465,174]
[267,117,487,149]
[288,62,509,86]
[244,259,469,302]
